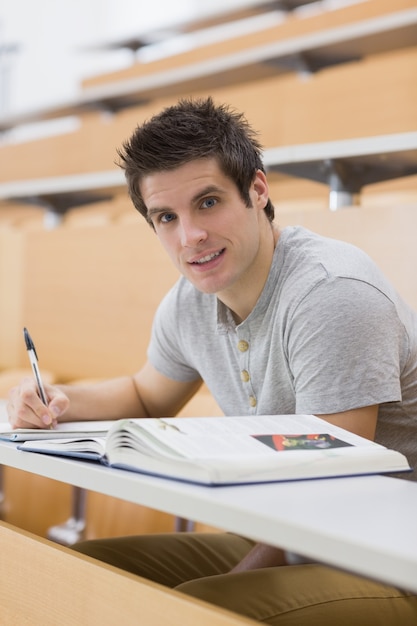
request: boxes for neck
[220,223,280,323]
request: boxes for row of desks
[1,131,416,216]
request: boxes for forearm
[229,543,287,573]
[229,543,314,574]
[57,376,148,422]
[8,363,198,429]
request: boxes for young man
[7,98,417,624]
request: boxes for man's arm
[7,360,202,429]
[230,404,379,574]
[316,404,379,440]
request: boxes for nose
[179,216,208,247]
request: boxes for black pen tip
[23,327,34,351]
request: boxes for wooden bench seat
[0,521,255,626]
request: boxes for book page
[19,436,106,459]
[106,415,410,485]
[117,415,382,461]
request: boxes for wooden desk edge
[0,520,257,626]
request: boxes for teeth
[194,251,221,264]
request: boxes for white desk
[0,438,416,593]
[264,131,417,209]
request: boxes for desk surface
[0,438,416,593]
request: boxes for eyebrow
[191,184,224,204]
[147,207,168,221]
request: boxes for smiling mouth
[191,249,225,265]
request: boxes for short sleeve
[287,277,404,414]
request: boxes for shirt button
[241,370,250,383]
[237,340,249,352]
[249,396,257,407]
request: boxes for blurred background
[0,0,416,541]
[0,0,304,138]
[0,0,226,110]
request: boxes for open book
[17,414,411,486]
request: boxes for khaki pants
[73,532,417,625]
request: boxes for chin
[186,275,219,295]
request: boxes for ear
[252,169,269,210]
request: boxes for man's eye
[201,197,217,209]
[160,213,176,224]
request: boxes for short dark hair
[117,97,274,224]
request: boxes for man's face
[139,158,270,300]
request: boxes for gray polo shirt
[148,226,417,474]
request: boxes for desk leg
[174,516,195,532]
[47,485,194,542]
[47,485,86,545]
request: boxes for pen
[23,327,49,417]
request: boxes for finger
[8,379,52,428]
[45,386,70,423]
[20,382,53,425]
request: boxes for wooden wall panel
[190,45,417,147]
[20,219,179,381]
[84,493,177,540]
[277,202,417,311]
[2,468,73,537]
[0,229,26,370]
